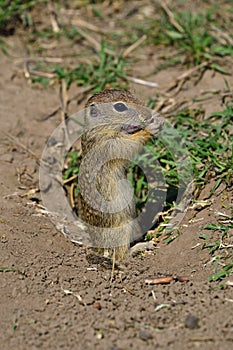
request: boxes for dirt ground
[0,2,233,350]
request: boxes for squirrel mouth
[121,124,143,134]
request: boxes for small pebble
[139,331,153,341]
[185,315,200,329]
[92,301,102,310]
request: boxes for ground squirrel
[77,89,163,261]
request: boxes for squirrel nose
[147,116,154,124]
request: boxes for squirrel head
[84,89,162,137]
[81,89,164,157]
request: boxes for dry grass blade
[39,41,58,50]
[59,79,68,121]
[165,61,209,93]
[19,57,63,64]
[78,27,101,51]
[175,61,208,81]
[23,61,30,79]
[70,182,76,209]
[48,3,60,33]
[40,107,60,121]
[157,0,184,33]
[77,28,114,56]
[126,76,158,87]
[50,12,60,33]
[211,25,233,46]
[222,92,233,104]
[24,60,56,80]
[153,97,176,113]
[28,70,56,79]
[63,174,78,185]
[71,19,107,34]
[122,35,147,58]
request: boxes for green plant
[63,150,80,181]
[28,42,128,91]
[128,101,232,215]
[63,150,81,199]
[0,0,48,53]
[164,104,232,189]
[55,42,128,92]
[209,261,233,282]
[200,221,233,282]
[0,0,47,34]
[164,11,215,65]
[149,8,233,70]
[63,102,232,235]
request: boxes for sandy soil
[0,3,233,349]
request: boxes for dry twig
[23,61,56,82]
[71,18,107,34]
[157,0,184,33]
[126,76,158,88]
[211,25,233,46]
[122,35,147,58]
[222,92,233,104]
[77,28,114,55]
[145,276,173,284]
[165,61,209,94]
[145,275,189,285]
[48,3,60,33]
[59,79,69,121]
[70,182,76,209]
[63,174,78,185]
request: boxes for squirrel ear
[90,104,99,118]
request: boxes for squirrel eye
[113,102,128,112]
[90,104,98,118]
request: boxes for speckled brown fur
[77,89,163,261]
